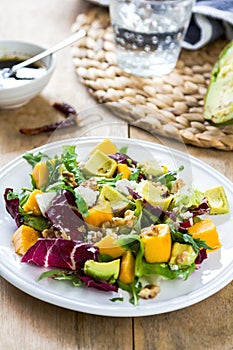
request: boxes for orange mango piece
[188,218,221,251]
[89,138,118,155]
[23,189,42,215]
[140,224,172,263]
[95,233,125,259]
[12,224,41,255]
[84,201,113,228]
[118,250,135,284]
[32,162,49,189]
[117,163,131,179]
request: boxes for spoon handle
[11,29,86,73]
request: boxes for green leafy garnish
[61,145,86,185]
[116,234,141,255]
[118,278,142,306]
[174,187,204,212]
[155,165,184,188]
[38,269,82,287]
[110,297,124,302]
[23,151,49,167]
[97,174,122,187]
[6,190,19,200]
[135,237,196,280]
[129,169,141,181]
[119,145,128,154]
[73,190,89,217]
[23,215,50,231]
[170,227,212,253]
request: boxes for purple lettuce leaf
[108,154,146,182]
[128,187,176,223]
[190,198,210,217]
[21,238,99,270]
[127,187,142,200]
[144,201,176,222]
[4,188,23,227]
[195,248,208,266]
[45,191,87,240]
[79,276,118,292]
[138,172,147,182]
[179,219,192,233]
[108,152,137,167]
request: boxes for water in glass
[110,0,194,77]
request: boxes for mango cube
[23,189,42,215]
[140,224,172,263]
[188,218,221,251]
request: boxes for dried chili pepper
[19,102,78,135]
[53,102,77,116]
[19,118,77,135]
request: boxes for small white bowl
[0,40,56,109]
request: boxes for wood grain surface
[0,1,232,350]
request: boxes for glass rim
[110,0,194,3]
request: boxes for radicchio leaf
[195,248,208,266]
[144,201,176,222]
[45,191,87,240]
[21,238,98,270]
[190,198,210,217]
[79,276,118,292]
[108,152,137,167]
[127,187,176,223]
[179,219,192,233]
[127,187,142,200]
[4,188,23,227]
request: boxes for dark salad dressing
[0,57,46,89]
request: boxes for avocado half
[204,41,233,125]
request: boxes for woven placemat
[71,7,233,151]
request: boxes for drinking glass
[109,0,195,77]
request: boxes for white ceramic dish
[0,137,232,317]
[0,40,55,109]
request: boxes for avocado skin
[204,41,233,125]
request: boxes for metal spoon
[1,29,86,79]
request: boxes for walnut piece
[62,171,77,187]
[103,210,136,229]
[81,177,99,191]
[172,178,185,193]
[138,285,161,299]
[42,226,69,239]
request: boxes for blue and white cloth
[183,0,233,49]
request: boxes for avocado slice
[89,138,118,155]
[84,259,120,284]
[205,185,229,214]
[204,41,233,125]
[82,150,117,178]
[169,242,197,267]
[99,184,130,212]
[137,180,174,210]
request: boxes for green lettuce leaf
[135,239,195,280]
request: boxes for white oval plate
[0,137,232,317]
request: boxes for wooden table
[0,1,232,349]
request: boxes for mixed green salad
[4,139,229,305]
